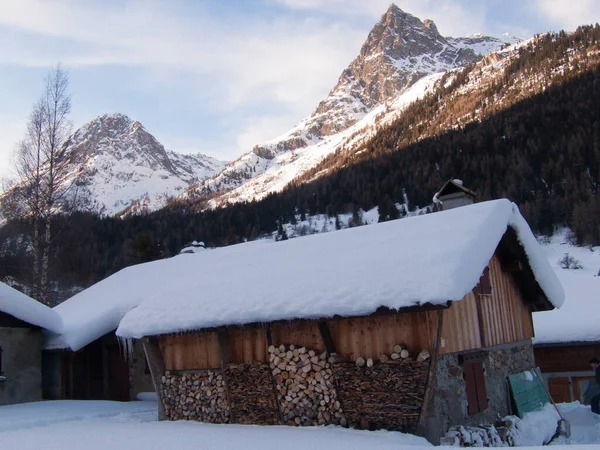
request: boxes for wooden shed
[110,199,562,443]
[533,262,599,405]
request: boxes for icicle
[118,336,135,360]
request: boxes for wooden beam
[501,260,523,272]
[217,328,236,424]
[317,320,337,355]
[417,309,444,430]
[142,337,167,421]
[475,294,487,348]
[264,325,284,424]
[217,329,230,366]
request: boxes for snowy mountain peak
[52,114,228,216]
[184,6,518,207]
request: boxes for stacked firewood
[161,370,230,423]
[268,344,346,426]
[332,345,430,432]
[354,344,431,367]
[224,363,280,425]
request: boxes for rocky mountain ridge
[44,113,227,216]
[182,4,520,208]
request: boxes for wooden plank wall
[159,331,221,370]
[535,344,600,373]
[227,326,268,364]
[270,321,325,352]
[440,253,534,355]
[482,255,534,346]
[440,291,482,354]
[327,311,438,360]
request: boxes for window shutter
[463,362,480,415]
[473,362,489,412]
[463,360,489,415]
[474,266,492,296]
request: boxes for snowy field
[0,400,599,449]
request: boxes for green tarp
[508,368,551,418]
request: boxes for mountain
[183,4,520,208]
[2,24,600,298]
[56,113,227,216]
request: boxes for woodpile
[224,363,280,425]
[161,370,230,423]
[268,344,346,426]
[332,344,430,432]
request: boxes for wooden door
[548,377,572,403]
[107,345,130,401]
[573,376,595,403]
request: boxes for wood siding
[270,321,325,352]
[159,331,220,370]
[226,326,268,364]
[440,291,482,354]
[441,254,534,355]
[327,311,438,360]
[535,343,600,373]
[482,255,534,346]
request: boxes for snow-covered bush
[558,253,583,270]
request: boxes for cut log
[417,350,431,362]
[356,357,365,367]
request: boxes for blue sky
[0,0,599,179]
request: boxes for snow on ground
[1,400,599,449]
[533,229,600,344]
[0,400,431,450]
[509,403,561,446]
[555,402,600,445]
[0,400,157,433]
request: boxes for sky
[0,0,599,180]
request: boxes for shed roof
[117,199,562,339]
[437,179,477,199]
[0,282,63,333]
[49,199,564,349]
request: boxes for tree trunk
[40,217,51,305]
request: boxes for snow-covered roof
[0,282,63,333]
[533,232,600,345]
[103,199,564,340]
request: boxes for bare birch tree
[38,66,73,304]
[1,65,75,304]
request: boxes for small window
[463,361,489,415]
[474,267,492,296]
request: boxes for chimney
[433,179,477,210]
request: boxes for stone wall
[128,340,155,400]
[420,339,535,443]
[161,370,230,422]
[0,327,43,405]
[333,359,429,431]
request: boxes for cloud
[533,0,600,31]
[0,0,362,112]
[271,0,489,37]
